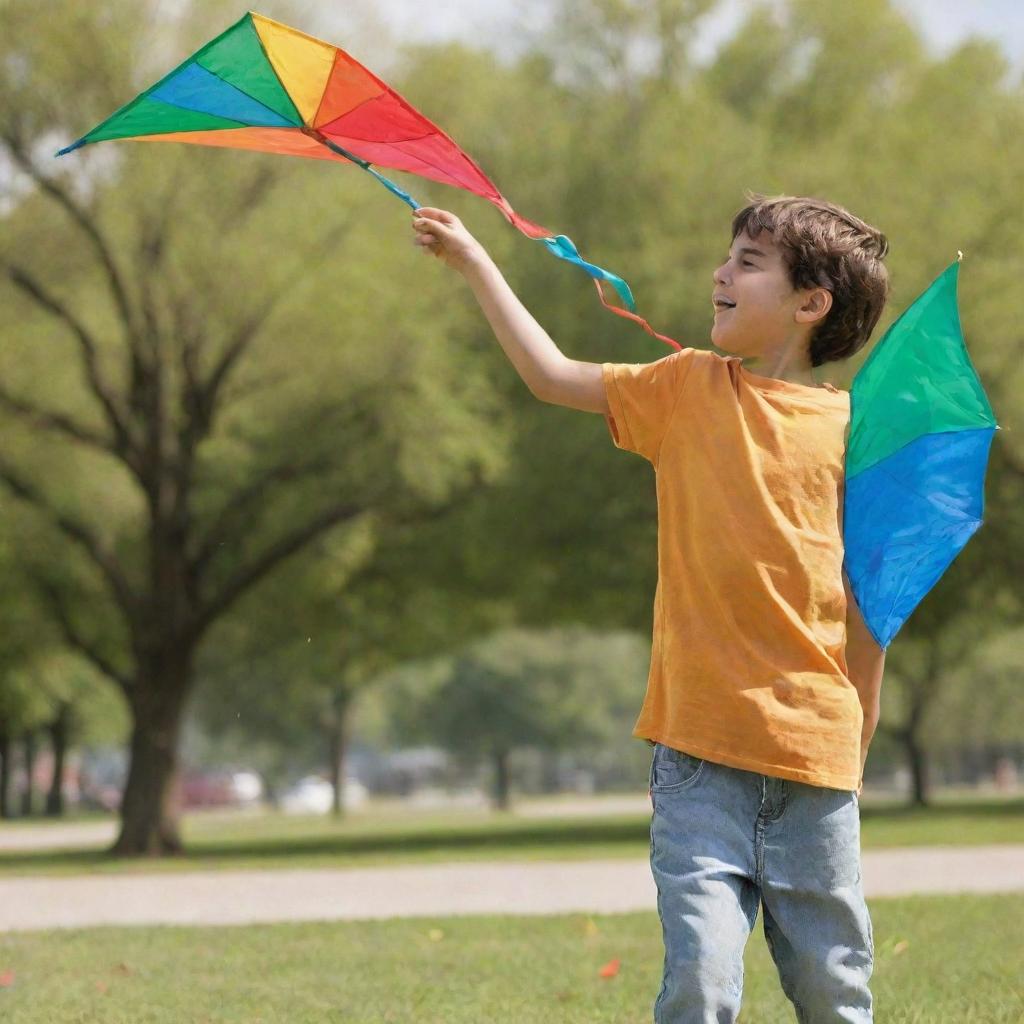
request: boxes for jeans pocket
[650,742,707,792]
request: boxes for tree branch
[0,382,114,453]
[26,571,132,692]
[1,131,139,345]
[188,387,388,578]
[188,453,338,578]
[192,497,371,640]
[187,214,355,444]
[6,264,139,474]
[0,456,139,626]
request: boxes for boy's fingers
[414,207,459,226]
[413,217,451,237]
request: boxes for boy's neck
[740,344,822,388]
[742,362,824,388]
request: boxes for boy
[412,192,888,1022]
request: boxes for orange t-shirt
[602,345,860,791]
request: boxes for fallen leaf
[0,969,14,988]
[599,958,621,978]
[95,981,108,994]
[584,918,600,938]
[112,962,134,976]
[428,928,444,942]
[892,940,909,956]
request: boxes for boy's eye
[742,259,754,267]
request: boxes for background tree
[190,510,515,815]
[381,626,651,809]
[0,0,509,854]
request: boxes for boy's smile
[709,229,832,377]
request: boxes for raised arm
[411,207,609,414]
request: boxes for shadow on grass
[860,794,1024,820]
[1,795,1020,873]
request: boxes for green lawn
[0,893,1020,1022]
[0,793,1021,877]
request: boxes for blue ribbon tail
[538,234,636,312]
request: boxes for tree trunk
[111,657,194,857]
[45,702,72,817]
[328,689,353,819]
[0,728,11,819]
[20,731,37,817]
[904,730,930,808]
[493,748,511,811]
[541,750,561,794]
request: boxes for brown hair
[731,192,890,367]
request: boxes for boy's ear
[795,287,833,326]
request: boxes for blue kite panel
[150,62,294,128]
[843,426,995,649]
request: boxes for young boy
[412,192,889,1022]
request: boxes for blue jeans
[648,741,874,1022]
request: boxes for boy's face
[710,229,826,358]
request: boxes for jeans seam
[650,770,667,1023]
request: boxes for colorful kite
[57,12,997,650]
[843,254,998,649]
[56,9,679,349]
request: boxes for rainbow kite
[843,255,998,649]
[57,12,998,651]
[57,9,678,349]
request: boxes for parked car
[177,769,265,809]
[279,775,368,814]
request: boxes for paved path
[0,821,118,852]
[1,845,1022,932]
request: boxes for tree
[384,625,650,809]
[0,0,508,854]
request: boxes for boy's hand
[411,207,488,274]
[412,207,586,406]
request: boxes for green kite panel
[194,13,303,126]
[82,95,245,144]
[846,260,998,480]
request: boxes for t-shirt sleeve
[601,348,696,465]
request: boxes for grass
[0,893,1021,1022]
[0,792,1021,877]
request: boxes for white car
[279,775,368,814]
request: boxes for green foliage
[376,626,650,763]
[1,0,1021,786]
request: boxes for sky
[345,0,1024,69]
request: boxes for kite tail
[589,278,682,352]
[502,203,682,352]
